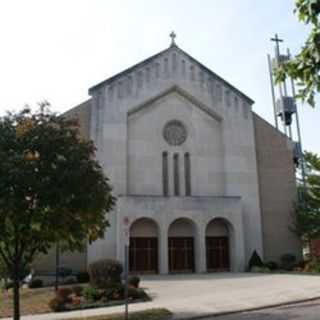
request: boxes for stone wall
[63,99,92,139]
[253,113,302,262]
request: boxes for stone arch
[129,217,159,274]
[205,217,233,272]
[168,217,197,273]
[130,217,158,237]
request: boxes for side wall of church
[254,113,302,262]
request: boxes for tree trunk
[309,238,314,259]
[13,261,20,320]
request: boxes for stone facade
[35,42,302,273]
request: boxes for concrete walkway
[4,273,320,320]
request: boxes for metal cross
[170,31,176,46]
[270,33,283,44]
[271,33,283,57]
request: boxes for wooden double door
[169,237,195,273]
[206,237,230,271]
[129,237,158,274]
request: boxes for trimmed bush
[280,253,296,271]
[76,271,90,283]
[72,285,84,297]
[265,261,279,271]
[83,286,99,302]
[48,297,66,312]
[248,250,264,270]
[251,266,271,273]
[128,287,149,300]
[28,279,43,289]
[129,276,140,288]
[88,259,123,288]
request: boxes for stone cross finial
[170,31,176,46]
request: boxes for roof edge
[88,45,254,105]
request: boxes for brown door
[206,237,230,271]
[169,237,194,273]
[129,237,158,274]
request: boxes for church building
[35,35,301,274]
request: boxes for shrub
[280,253,296,271]
[128,287,149,300]
[296,260,307,269]
[129,276,140,288]
[48,297,66,312]
[251,266,271,273]
[88,259,123,288]
[265,261,279,271]
[28,279,43,289]
[72,296,82,306]
[305,259,320,273]
[83,286,99,302]
[72,285,83,297]
[76,271,90,283]
[56,288,73,303]
[248,250,264,270]
[104,283,124,301]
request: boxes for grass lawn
[66,309,172,320]
[0,287,55,318]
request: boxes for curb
[173,296,320,320]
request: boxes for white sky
[0,0,319,153]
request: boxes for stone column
[159,228,168,274]
[196,224,207,273]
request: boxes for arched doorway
[168,218,196,273]
[129,218,158,274]
[206,218,231,272]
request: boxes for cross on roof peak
[170,31,177,46]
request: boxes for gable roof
[128,84,223,121]
[88,44,254,104]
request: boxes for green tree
[0,258,9,291]
[0,106,116,320]
[275,0,320,106]
[294,152,320,250]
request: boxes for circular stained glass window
[163,120,187,146]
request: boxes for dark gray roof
[88,44,254,104]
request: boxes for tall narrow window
[162,152,169,196]
[184,153,191,196]
[173,153,180,196]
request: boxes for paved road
[210,300,320,320]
